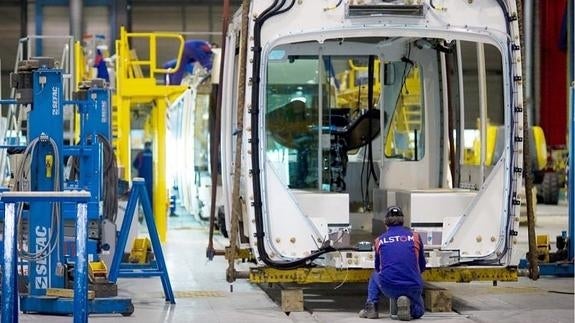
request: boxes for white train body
[221,0,523,269]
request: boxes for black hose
[366,55,378,198]
[459,0,517,265]
[97,134,119,223]
[67,134,118,223]
[249,0,353,269]
[494,0,519,265]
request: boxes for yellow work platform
[113,27,188,242]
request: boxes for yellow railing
[74,41,88,89]
[116,26,185,90]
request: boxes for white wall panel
[133,6,182,32]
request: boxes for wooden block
[90,281,118,298]
[281,289,304,312]
[424,287,452,312]
[46,288,95,300]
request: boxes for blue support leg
[139,180,175,304]
[108,184,139,283]
[2,203,18,323]
[73,203,89,323]
[109,178,175,304]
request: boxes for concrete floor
[17,202,574,322]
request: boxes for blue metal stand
[1,192,134,323]
[1,192,89,323]
[108,178,175,304]
[519,258,573,277]
[1,59,134,321]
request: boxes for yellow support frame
[73,41,89,143]
[113,27,187,242]
[249,266,518,284]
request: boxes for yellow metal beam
[422,267,518,283]
[249,267,373,284]
[114,95,132,181]
[152,98,168,242]
[248,266,518,284]
[73,41,85,144]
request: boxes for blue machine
[0,58,133,321]
[15,59,67,298]
[63,79,116,262]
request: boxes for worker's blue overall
[367,225,426,319]
[94,49,110,82]
[166,40,213,85]
[133,146,153,208]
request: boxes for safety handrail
[118,26,185,80]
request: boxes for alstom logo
[35,226,49,290]
[381,235,414,244]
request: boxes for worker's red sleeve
[413,232,426,273]
[374,237,381,272]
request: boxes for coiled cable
[14,136,62,261]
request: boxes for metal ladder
[0,35,75,185]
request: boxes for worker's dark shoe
[397,296,412,321]
[358,302,379,319]
[390,298,398,319]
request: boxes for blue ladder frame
[108,178,175,304]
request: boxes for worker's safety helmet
[386,206,403,218]
[385,206,404,226]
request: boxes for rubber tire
[217,206,229,238]
[540,172,560,205]
[121,303,135,317]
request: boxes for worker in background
[94,48,110,82]
[359,206,426,321]
[165,40,213,85]
[133,141,154,208]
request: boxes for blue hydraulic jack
[108,178,175,304]
[0,58,133,322]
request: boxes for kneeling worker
[359,206,426,320]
